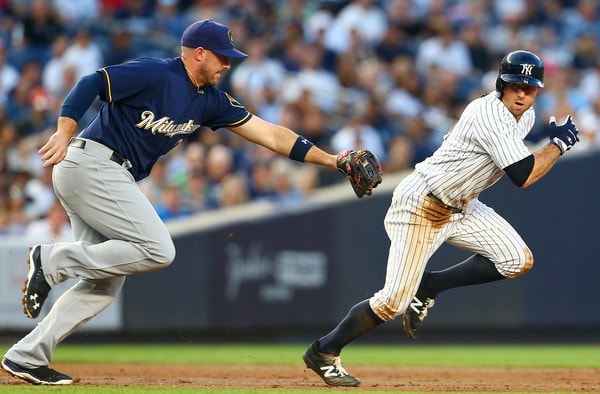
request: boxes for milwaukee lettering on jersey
[77,57,251,181]
[135,111,201,137]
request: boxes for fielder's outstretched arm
[229,115,337,169]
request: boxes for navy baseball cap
[181,20,247,59]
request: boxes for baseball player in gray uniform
[303,50,580,387]
[1,20,381,385]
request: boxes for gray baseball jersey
[369,91,535,320]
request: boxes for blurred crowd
[2,0,600,239]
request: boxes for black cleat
[22,246,51,319]
[2,358,72,385]
[302,341,361,387]
[403,272,435,339]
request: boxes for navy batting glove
[548,115,579,155]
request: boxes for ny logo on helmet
[521,64,534,76]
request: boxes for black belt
[426,192,463,214]
[69,138,132,169]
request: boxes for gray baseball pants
[5,139,175,367]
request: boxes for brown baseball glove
[336,149,383,198]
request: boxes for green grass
[1,343,598,393]
[30,343,600,368]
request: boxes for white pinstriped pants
[369,172,533,321]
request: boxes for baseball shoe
[302,341,361,387]
[2,358,72,385]
[403,272,435,340]
[22,245,51,319]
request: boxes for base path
[1,363,599,391]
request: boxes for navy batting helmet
[495,50,544,93]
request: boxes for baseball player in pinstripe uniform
[1,20,381,385]
[303,50,580,387]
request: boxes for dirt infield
[1,363,600,391]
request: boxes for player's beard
[198,66,222,87]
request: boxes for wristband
[551,137,567,155]
[289,136,314,162]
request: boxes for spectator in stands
[113,0,155,37]
[247,159,275,201]
[323,0,387,54]
[151,0,188,50]
[401,115,442,166]
[181,165,207,213]
[420,72,461,133]
[373,23,414,64]
[230,36,287,105]
[217,173,250,208]
[155,184,193,222]
[383,134,414,173]
[62,26,104,81]
[485,3,529,56]
[383,55,424,121]
[24,197,72,242]
[6,61,44,130]
[0,41,19,107]
[269,157,304,208]
[458,21,492,77]
[562,0,600,46]
[102,24,138,66]
[298,104,334,151]
[571,30,599,70]
[51,0,100,26]
[415,14,473,80]
[329,108,386,163]
[0,0,599,242]
[4,127,42,177]
[254,82,285,124]
[24,165,55,220]
[576,94,600,149]
[18,86,56,137]
[535,65,589,143]
[282,42,341,114]
[138,156,169,207]
[204,144,236,209]
[3,173,31,235]
[41,34,70,97]
[0,121,22,173]
[15,0,64,66]
[183,0,229,26]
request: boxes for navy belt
[426,192,463,214]
[69,138,132,170]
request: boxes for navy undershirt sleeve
[59,72,104,122]
[504,154,534,187]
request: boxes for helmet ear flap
[495,77,504,93]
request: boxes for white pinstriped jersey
[415,91,534,208]
[370,92,536,322]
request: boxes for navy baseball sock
[318,299,383,356]
[423,254,505,296]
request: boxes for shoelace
[413,297,435,321]
[333,357,350,377]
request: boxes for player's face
[502,82,540,120]
[198,49,231,86]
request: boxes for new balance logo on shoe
[302,341,361,387]
[409,297,425,315]
[403,294,435,339]
[320,365,339,378]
